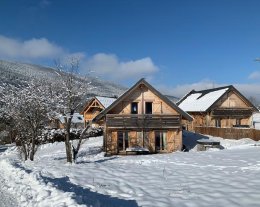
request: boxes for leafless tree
[53,57,93,163]
[2,81,50,161]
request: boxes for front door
[118,131,129,152]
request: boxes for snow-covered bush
[40,127,103,144]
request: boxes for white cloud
[248,71,260,80]
[83,53,159,80]
[157,80,260,104]
[0,35,65,60]
[0,35,159,80]
[157,80,219,98]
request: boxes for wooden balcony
[106,114,181,129]
[212,108,253,117]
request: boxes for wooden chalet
[93,78,192,156]
[177,85,258,131]
[81,96,116,127]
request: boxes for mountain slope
[0,60,127,98]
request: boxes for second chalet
[93,78,192,156]
[81,96,116,127]
[177,85,258,130]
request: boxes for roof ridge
[192,85,232,93]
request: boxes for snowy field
[1,133,260,207]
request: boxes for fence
[195,127,260,141]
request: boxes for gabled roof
[253,112,260,123]
[177,85,258,112]
[164,95,179,103]
[95,96,116,108]
[94,78,193,121]
[81,96,116,114]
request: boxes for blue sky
[1,0,260,100]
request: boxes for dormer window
[145,102,152,114]
[131,102,138,114]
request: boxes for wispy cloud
[39,0,51,8]
[248,71,260,80]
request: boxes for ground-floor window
[236,118,241,126]
[215,118,221,127]
[118,131,129,151]
[155,131,167,151]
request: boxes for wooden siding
[105,129,181,155]
[182,111,252,131]
[216,91,248,108]
[109,85,179,115]
[82,98,104,127]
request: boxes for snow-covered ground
[0,174,18,207]
[1,134,260,207]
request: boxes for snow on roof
[178,87,229,112]
[96,96,116,108]
[59,113,84,124]
[252,112,260,123]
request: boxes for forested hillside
[0,60,127,98]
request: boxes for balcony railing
[106,114,181,129]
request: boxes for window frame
[118,131,129,151]
[215,118,221,128]
[145,102,153,114]
[131,102,138,114]
[155,131,167,151]
[236,118,241,126]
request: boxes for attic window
[145,102,152,114]
[131,102,138,114]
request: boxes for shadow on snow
[77,156,119,164]
[41,175,139,207]
[182,130,210,151]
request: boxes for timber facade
[81,96,116,127]
[93,78,192,156]
[177,85,258,131]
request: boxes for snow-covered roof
[178,87,229,112]
[59,113,84,124]
[252,112,260,123]
[96,96,116,108]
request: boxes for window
[131,102,138,114]
[118,131,129,151]
[155,131,167,151]
[145,102,153,114]
[215,119,221,127]
[118,132,123,151]
[236,119,241,126]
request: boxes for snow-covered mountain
[0,59,127,98]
